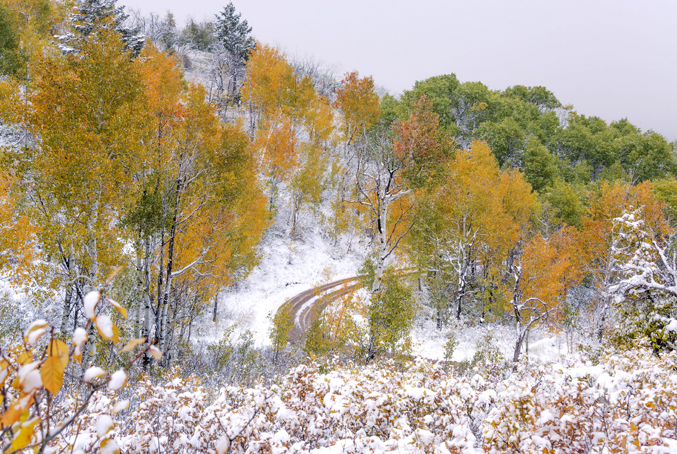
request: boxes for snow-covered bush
[609,209,677,353]
[42,348,677,453]
[484,349,677,453]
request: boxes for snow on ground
[195,226,365,347]
[411,311,581,364]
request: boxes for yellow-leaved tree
[13,26,152,346]
[408,139,536,324]
[130,44,269,362]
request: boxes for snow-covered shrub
[36,347,677,453]
[609,209,677,353]
[484,349,677,453]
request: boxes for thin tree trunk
[60,282,73,334]
[160,176,182,353]
[372,206,388,293]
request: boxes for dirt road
[284,276,362,344]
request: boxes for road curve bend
[283,276,362,344]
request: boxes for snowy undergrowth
[55,348,677,454]
[324,285,582,365]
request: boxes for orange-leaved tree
[241,43,316,133]
[349,96,452,361]
[131,44,269,361]
[255,115,299,212]
[503,226,583,364]
[333,70,380,146]
[577,180,670,341]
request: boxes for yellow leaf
[149,346,162,360]
[9,417,39,452]
[23,320,48,345]
[112,400,129,413]
[120,338,146,353]
[17,351,33,365]
[0,359,9,387]
[95,315,120,343]
[0,392,35,428]
[104,265,125,287]
[100,438,120,454]
[40,356,65,395]
[49,339,69,369]
[106,298,128,319]
[112,323,120,344]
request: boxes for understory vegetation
[1,0,677,452]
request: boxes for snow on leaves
[18,348,676,453]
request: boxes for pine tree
[210,3,255,110]
[214,2,254,62]
[58,0,144,55]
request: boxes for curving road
[283,276,363,344]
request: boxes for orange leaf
[0,392,35,428]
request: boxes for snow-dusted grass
[411,314,586,365]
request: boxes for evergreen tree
[214,2,254,61]
[209,3,255,111]
[58,0,144,55]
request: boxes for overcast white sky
[119,0,677,141]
